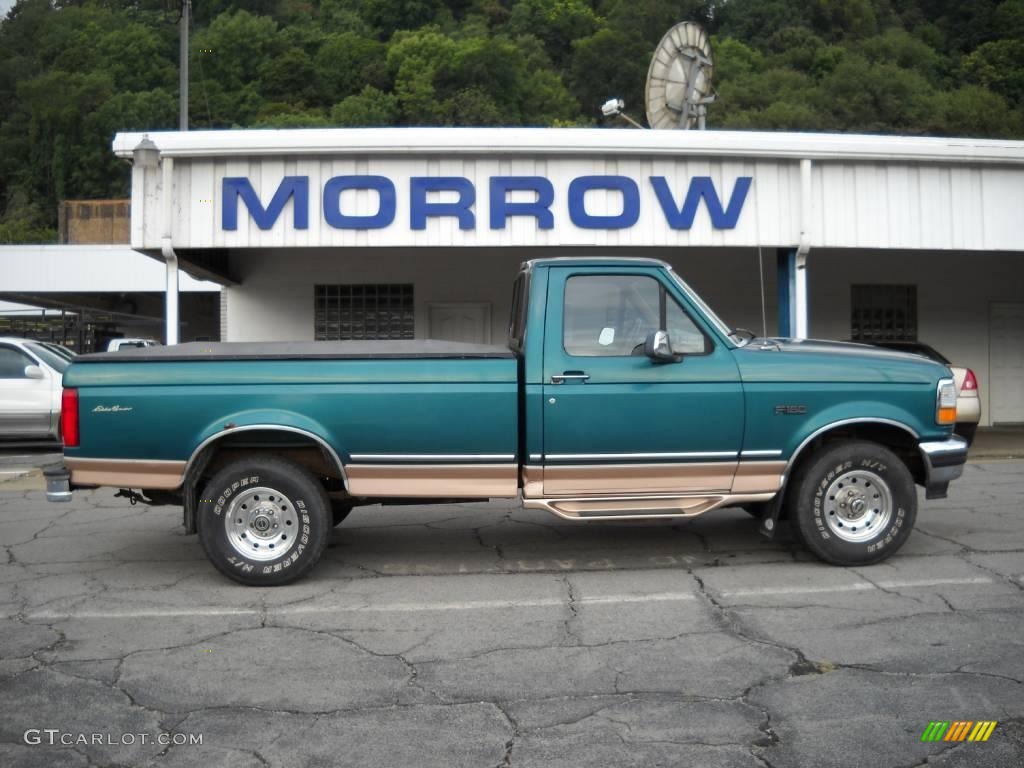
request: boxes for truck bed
[62,341,519,466]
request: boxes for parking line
[719,576,994,598]
[23,577,997,621]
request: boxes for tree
[0,0,1022,243]
[331,84,399,125]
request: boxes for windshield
[665,267,736,345]
[25,341,71,374]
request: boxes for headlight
[936,378,957,425]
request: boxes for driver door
[540,266,743,496]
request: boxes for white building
[112,127,1024,426]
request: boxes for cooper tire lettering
[197,456,330,586]
[786,440,917,566]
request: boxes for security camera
[601,98,624,117]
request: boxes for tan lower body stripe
[66,458,185,489]
[345,464,518,498]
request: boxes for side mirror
[24,365,46,380]
[643,330,679,363]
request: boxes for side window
[0,346,33,378]
[666,297,710,355]
[563,275,710,357]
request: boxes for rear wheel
[198,455,330,586]
[786,441,916,566]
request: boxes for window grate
[850,285,917,341]
[314,284,414,340]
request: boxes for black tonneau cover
[74,340,516,362]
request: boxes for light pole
[179,0,190,131]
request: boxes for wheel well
[783,423,925,508]
[181,429,346,533]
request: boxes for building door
[991,302,1024,424]
[428,303,492,344]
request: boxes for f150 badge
[92,405,133,413]
[774,405,808,415]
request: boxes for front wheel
[786,441,916,566]
[197,455,330,586]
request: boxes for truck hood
[732,338,951,384]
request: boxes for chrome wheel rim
[823,469,892,543]
[225,486,299,561]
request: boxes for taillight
[961,369,978,393]
[61,388,79,447]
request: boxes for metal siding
[148,152,1024,253]
[982,168,1024,250]
[170,155,802,250]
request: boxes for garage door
[991,303,1024,424]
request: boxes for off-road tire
[786,440,916,566]
[198,455,330,586]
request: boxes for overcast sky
[1,0,15,20]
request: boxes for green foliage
[1,0,1022,242]
[331,84,400,125]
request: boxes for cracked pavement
[0,460,1022,767]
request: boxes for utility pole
[179,0,189,131]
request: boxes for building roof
[113,127,1024,166]
[0,245,220,292]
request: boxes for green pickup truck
[46,257,967,585]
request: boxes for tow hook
[115,488,150,506]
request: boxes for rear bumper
[919,436,969,500]
[42,463,72,502]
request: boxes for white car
[106,338,161,351]
[0,337,72,441]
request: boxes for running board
[523,492,776,522]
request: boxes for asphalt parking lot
[0,454,1022,768]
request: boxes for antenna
[644,22,715,130]
[758,246,767,340]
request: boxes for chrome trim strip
[184,424,349,491]
[349,453,516,462]
[528,453,543,461]
[740,450,783,457]
[781,417,920,484]
[544,451,737,461]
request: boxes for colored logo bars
[921,721,998,742]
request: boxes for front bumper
[919,436,969,500]
[43,462,72,503]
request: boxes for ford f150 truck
[45,258,968,585]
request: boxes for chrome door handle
[551,372,590,384]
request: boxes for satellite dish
[644,22,715,130]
